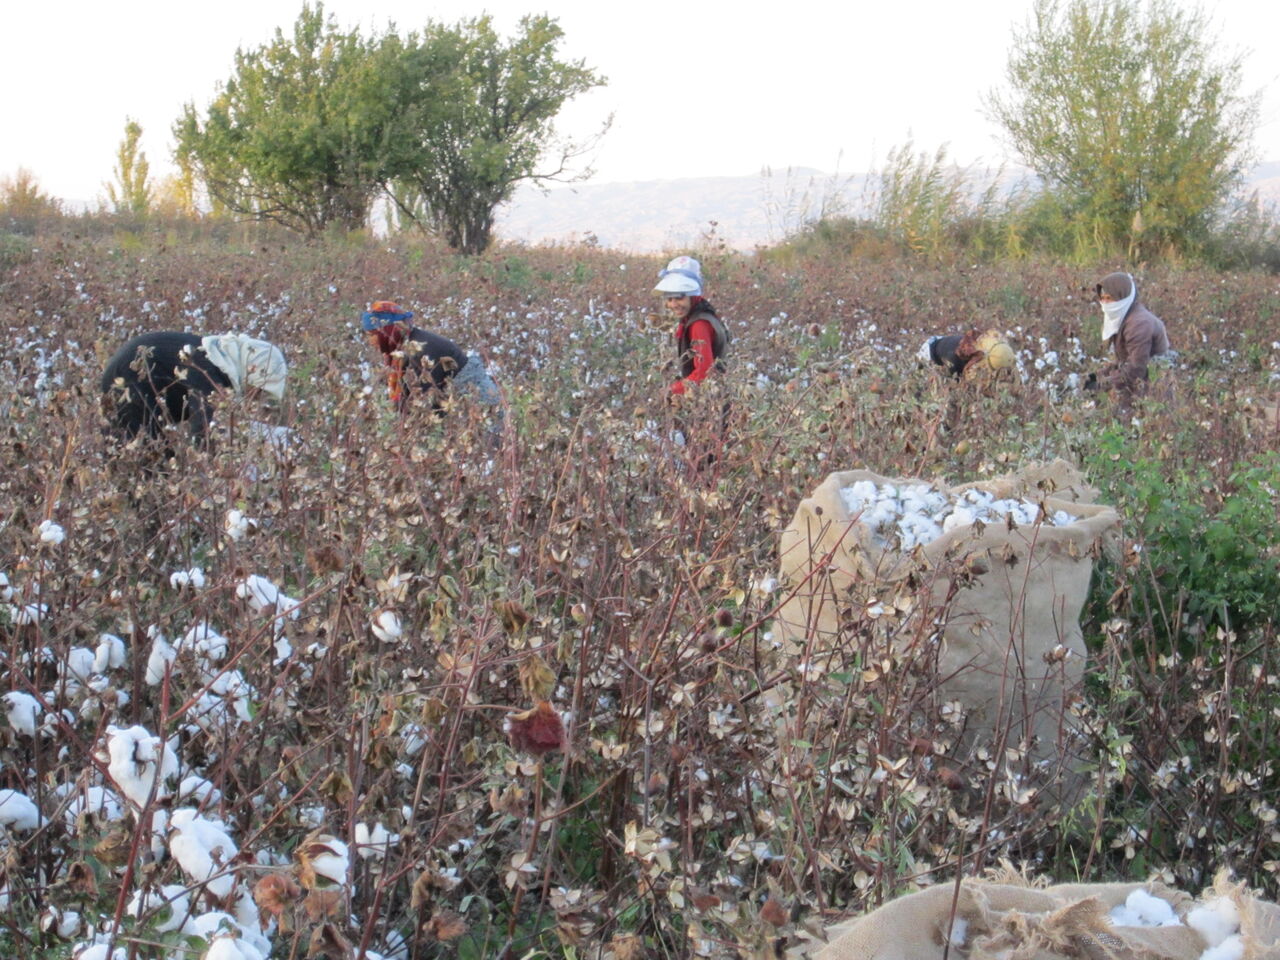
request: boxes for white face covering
[1099,275,1136,342]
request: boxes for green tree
[105,118,153,216]
[174,3,400,235]
[0,168,62,226]
[387,15,607,254]
[986,0,1257,259]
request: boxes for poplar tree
[986,0,1258,258]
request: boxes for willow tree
[986,0,1258,259]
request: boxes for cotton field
[2,234,1280,958]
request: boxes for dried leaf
[518,655,557,701]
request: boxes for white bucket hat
[654,255,703,296]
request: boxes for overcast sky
[4,0,1278,206]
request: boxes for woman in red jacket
[653,256,729,397]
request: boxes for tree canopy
[985,0,1258,259]
[174,4,605,248]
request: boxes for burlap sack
[794,874,1276,960]
[775,465,1119,772]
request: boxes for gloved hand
[1082,372,1099,392]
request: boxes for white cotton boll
[182,911,238,941]
[70,944,126,960]
[94,634,127,672]
[1201,934,1245,960]
[4,691,42,736]
[63,786,124,829]
[943,507,976,533]
[0,789,43,830]
[1052,510,1077,526]
[371,609,403,643]
[179,776,222,807]
[9,602,48,625]
[127,884,191,933]
[204,934,267,960]
[840,480,879,514]
[355,822,399,859]
[1187,897,1240,948]
[102,725,179,810]
[1110,889,1181,927]
[307,836,350,885]
[169,809,240,900]
[42,906,83,938]
[400,723,428,757]
[145,631,177,685]
[0,572,11,602]
[236,575,278,613]
[224,510,257,541]
[182,623,229,662]
[169,567,206,591]
[64,647,96,682]
[298,805,326,828]
[38,520,66,545]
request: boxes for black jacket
[100,331,232,440]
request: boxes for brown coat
[1098,300,1169,396]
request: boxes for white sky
[3,0,1278,207]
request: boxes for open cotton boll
[224,510,257,542]
[93,634,127,672]
[1201,934,1245,960]
[145,630,177,685]
[0,789,43,830]
[127,884,192,933]
[169,809,240,900]
[101,725,179,810]
[70,944,126,960]
[62,785,124,829]
[8,602,48,625]
[38,519,65,545]
[1110,889,1181,927]
[179,776,222,807]
[1187,897,1240,948]
[170,567,206,591]
[204,933,268,960]
[63,647,96,683]
[355,822,399,859]
[3,690,42,736]
[182,623,229,662]
[371,609,403,643]
[301,835,350,885]
[0,572,11,602]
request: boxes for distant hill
[496,163,1280,253]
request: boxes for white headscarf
[1099,274,1136,342]
[201,334,287,399]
